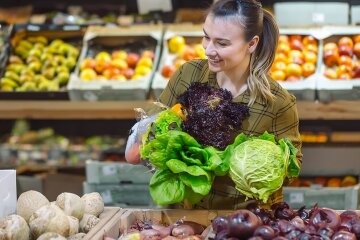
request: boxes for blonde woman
[126,0,302,209]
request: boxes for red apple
[324,42,338,52]
[161,65,176,78]
[290,35,302,42]
[290,39,304,51]
[352,65,360,79]
[324,68,338,79]
[338,45,353,57]
[354,42,360,59]
[323,49,339,67]
[353,35,360,44]
[336,65,352,76]
[126,53,140,68]
[122,68,135,80]
[338,55,353,68]
[102,67,121,79]
[338,36,354,48]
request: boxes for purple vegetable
[227,209,260,239]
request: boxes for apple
[304,51,317,64]
[354,42,360,59]
[141,50,155,59]
[126,53,140,68]
[274,53,287,63]
[135,65,152,76]
[338,72,352,80]
[279,35,289,44]
[122,68,135,80]
[290,35,302,42]
[181,46,197,61]
[168,35,186,53]
[304,44,318,54]
[95,51,112,62]
[324,68,338,79]
[95,59,111,74]
[324,42,338,52]
[112,50,128,60]
[102,67,121,79]
[338,36,354,48]
[338,45,353,57]
[323,49,339,67]
[336,65,352,76]
[352,65,360,78]
[290,39,304,51]
[113,74,127,81]
[353,35,360,44]
[271,61,287,72]
[338,55,353,68]
[302,36,317,46]
[137,56,153,68]
[270,70,286,81]
[286,63,302,77]
[276,43,291,55]
[80,68,97,81]
[111,58,128,70]
[302,62,316,77]
[80,58,96,70]
[161,65,176,78]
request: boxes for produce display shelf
[1,100,360,120]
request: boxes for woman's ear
[248,35,260,54]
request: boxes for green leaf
[149,169,185,205]
[283,138,300,177]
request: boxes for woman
[126,0,302,209]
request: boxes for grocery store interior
[1,0,360,238]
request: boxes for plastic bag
[125,102,168,164]
[0,170,16,218]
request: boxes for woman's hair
[207,0,279,106]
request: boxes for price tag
[102,165,116,176]
[101,190,113,204]
[289,192,304,204]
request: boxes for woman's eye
[217,41,227,46]
[203,36,210,41]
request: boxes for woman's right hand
[125,142,141,164]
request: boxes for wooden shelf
[0,100,359,120]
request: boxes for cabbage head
[226,132,300,203]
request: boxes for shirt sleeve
[273,94,303,166]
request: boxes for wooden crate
[119,209,233,235]
[84,207,124,240]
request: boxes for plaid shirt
[158,59,303,210]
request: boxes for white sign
[137,0,172,14]
[0,170,17,217]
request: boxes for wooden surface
[0,100,359,120]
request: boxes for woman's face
[202,15,251,73]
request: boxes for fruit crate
[272,28,321,101]
[83,182,153,207]
[0,24,86,100]
[84,206,124,240]
[85,160,151,184]
[316,26,360,101]
[151,24,204,99]
[283,184,360,210]
[68,25,162,101]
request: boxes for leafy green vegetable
[225,132,299,203]
[141,130,228,206]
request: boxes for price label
[289,192,304,204]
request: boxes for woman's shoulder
[181,59,208,72]
[268,76,297,109]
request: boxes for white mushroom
[36,232,67,240]
[67,216,79,236]
[17,190,49,223]
[0,214,30,240]
[29,204,70,239]
[56,193,85,220]
[79,214,100,233]
[81,192,104,217]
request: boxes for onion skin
[331,230,356,240]
[140,229,162,240]
[309,207,340,231]
[171,225,195,238]
[212,216,228,233]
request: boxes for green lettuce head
[226,132,300,203]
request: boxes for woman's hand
[125,122,141,164]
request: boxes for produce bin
[83,182,153,207]
[0,24,85,100]
[68,25,162,101]
[85,160,151,184]
[84,206,123,240]
[316,26,360,101]
[283,184,360,210]
[151,24,204,99]
[272,28,322,101]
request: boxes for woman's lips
[208,58,221,65]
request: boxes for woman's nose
[204,42,216,56]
